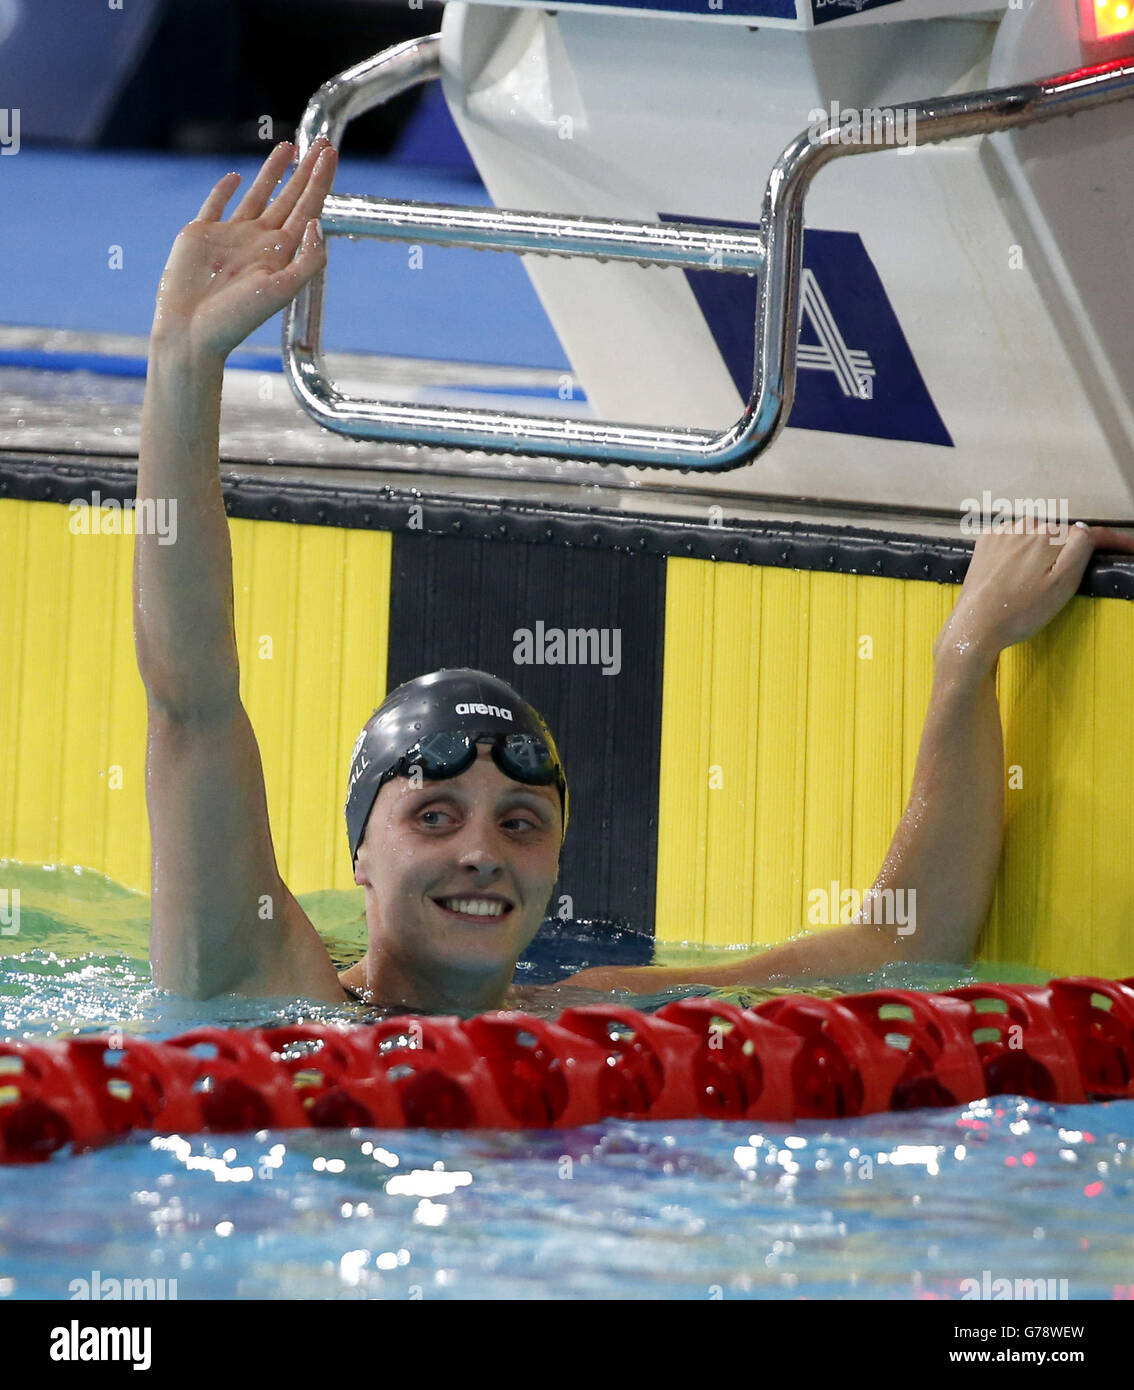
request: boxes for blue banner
[811,0,905,24]
[661,214,952,449]
[500,0,799,16]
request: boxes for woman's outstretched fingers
[194,171,241,223]
[229,141,295,222]
[281,147,337,241]
[153,142,337,360]
[262,139,334,231]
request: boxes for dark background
[100,0,444,154]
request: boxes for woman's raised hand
[151,137,338,363]
[936,523,1134,669]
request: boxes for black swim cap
[345,669,569,863]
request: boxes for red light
[1081,0,1134,42]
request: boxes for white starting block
[283,0,1134,518]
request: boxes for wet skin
[137,134,1134,1010]
[339,744,563,1012]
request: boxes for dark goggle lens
[403,730,559,786]
[497,733,556,782]
[412,730,474,775]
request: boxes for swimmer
[135,138,1134,1010]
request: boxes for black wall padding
[8,451,1134,600]
[386,530,667,935]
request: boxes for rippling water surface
[1,863,1130,1300]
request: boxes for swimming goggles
[378,730,568,805]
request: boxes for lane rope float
[1,976,1133,1162]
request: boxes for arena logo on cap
[455,702,514,720]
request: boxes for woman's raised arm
[135,137,333,714]
[136,138,345,1002]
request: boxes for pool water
[1,863,1130,1301]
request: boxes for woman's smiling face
[352,743,563,981]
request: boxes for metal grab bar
[282,38,1134,472]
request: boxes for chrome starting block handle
[281,37,1134,472]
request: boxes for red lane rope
[1,975,1132,1162]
